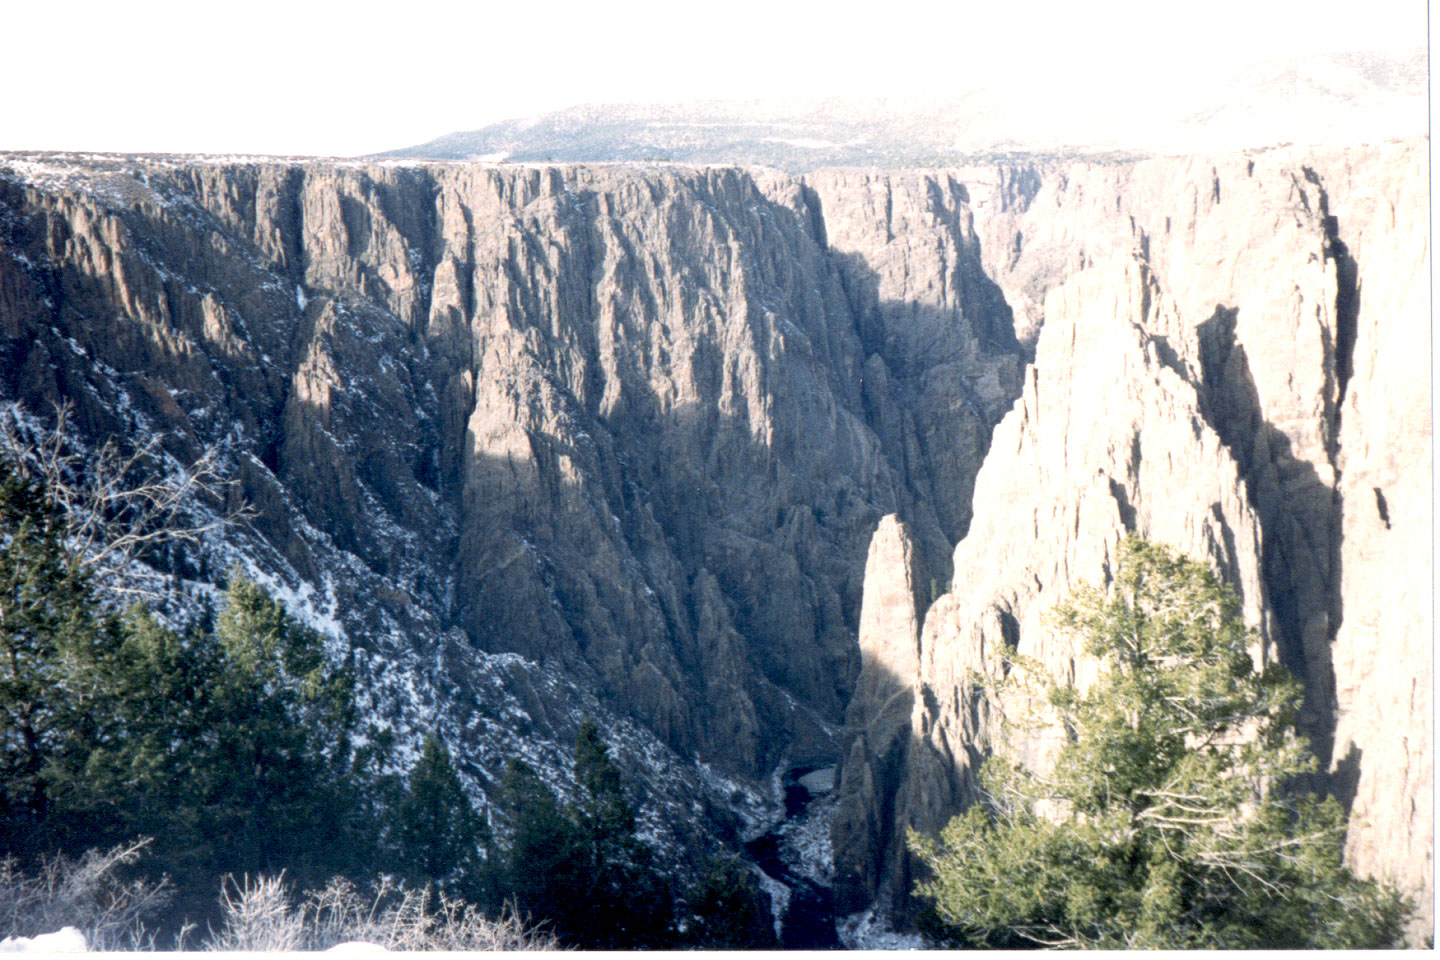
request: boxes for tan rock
[832,515,927,911]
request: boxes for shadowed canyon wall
[0,141,1428,938]
[0,153,1019,837]
[837,140,1430,940]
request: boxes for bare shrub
[0,839,171,950]
[204,874,559,951]
[0,400,250,601]
[203,874,305,952]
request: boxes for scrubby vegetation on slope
[909,537,1411,949]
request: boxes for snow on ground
[753,868,791,941]
[325,942,386,952]
[837,906,927,950]
[778,789,836,886]
[0,927,87,953]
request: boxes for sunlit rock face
[0,138,1428,941]
[838,140,1430,940]
[831,514,927,914]
[0,153,1021,856]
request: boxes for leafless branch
[1,401,253,600]
[0,838,171,950]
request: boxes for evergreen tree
[909,536,1411,949]
[569,719,674,948]
[496,758,585,938]
[392,735,489,902]
[495,724,676,949]
[0,440,408,932]
[0,452,99,847]
[46,606,219,868]
[7,563,390,920]
[573,719,634,855]
[195,573,373,890]
[685,855,778,949]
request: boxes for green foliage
[2,446,757,947]
[201,576,372,886]
[496,722,675,949]
[569,719,674,947]
[392,735,490,902]
[0,453,100,845]
[909,535,1411,949]
[685,854,778,949]
[496,758,586,938]
[0,447,385,919]
[26,574,384,921]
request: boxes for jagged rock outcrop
[840,140,1431,939]
[803,171,1023,556]
[0,140,1427,940]
[0,154,1022,847]
[901,250,1269,818]
[831,515,926,912]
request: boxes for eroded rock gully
[0,141,1428,941]
[845,140,1430,940]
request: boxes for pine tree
[496,758,585,937]
[22,569,389,920]
[909,536,1411,949]
[686,855,778,949]
[0,438,405,932]
[46,606,218,862]
[199,572,371,889]
[569,719,674,948]
[0,451,101,852]
[392,735,489,902]
[573,720,634,854]
[494,725,676,949]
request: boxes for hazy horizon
[6,0,1429,157]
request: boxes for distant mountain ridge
[380,48,1427,169]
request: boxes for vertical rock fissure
[1305,167,1361,415]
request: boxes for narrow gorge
[0,139,1428,943]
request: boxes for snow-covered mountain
[381,49,1426,169]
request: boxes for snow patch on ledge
[837,907,925,950]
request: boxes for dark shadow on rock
[1,159,1032,913]
[1331,743,1364,813]
[1197,304,1344,773]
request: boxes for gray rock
[0,140,1426,941]
[831,515,927,912]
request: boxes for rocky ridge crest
[0,140,1428,940]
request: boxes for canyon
[0,137,1429,943]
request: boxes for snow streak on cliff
[0,140,1429,940]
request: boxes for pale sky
[4,0,1428,157]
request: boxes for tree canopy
[392,734,490,902]
[909,535,1411,949]
[0,437,767,948]
[496,721,676,948]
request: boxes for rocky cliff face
[0,140,1427,940]
[0,153,1019,852]
[1308,144,1432,933]
[831,515,927,913]
[847,139,1430,939]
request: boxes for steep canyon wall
[836,140,1431,938]
[0,142,1428,935]
[0,154,1019,845]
